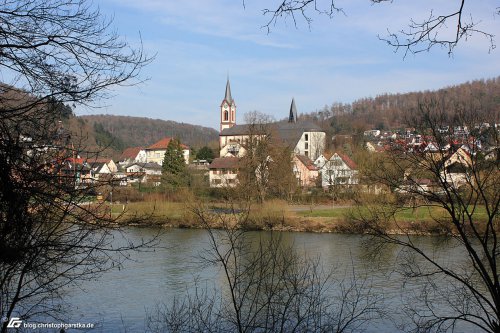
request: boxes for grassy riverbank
[108,199,487,235]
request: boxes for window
[224,110,229,121]
[305,142,308,149]
[305,134,309,141]
[232,110,235,121]
[305,151,308,156]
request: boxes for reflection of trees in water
[148,209,384,333]
[141,209,487,332]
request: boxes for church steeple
[224,77,233,104]
[289,98,298,123]
[220,77,236,133]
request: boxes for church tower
[220,77,236,132]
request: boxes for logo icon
[6,317,22,328]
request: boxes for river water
[62,228,470,332]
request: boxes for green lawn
[297,207,352,219]
[297,205,489,222]
[108,200,490,225]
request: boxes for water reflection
[63,228,468,332]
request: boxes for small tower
[220,78,236,132]
[289,98,298,123]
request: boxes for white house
[89,158,118,173]
[315,152,358,188]
[89,158,117,180]
[145,137,190,165]
[125,162,162,184]
[118,147,146,166]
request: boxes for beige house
[292,155,319,187]
[145,137,190,165]
[208,157,239,188]
[440,146,472,188]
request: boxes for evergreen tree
[161,138,188,190]
[195,146,215,162]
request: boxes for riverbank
[109,200,472,235]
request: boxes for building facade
[315,152,358,187]
[208,157,239,188]
[145,137,190,165]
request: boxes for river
[61,228,471,332]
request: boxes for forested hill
[302,77,500,134]
[79,115,219,149]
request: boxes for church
[209,79,326,188]
[218,78,326,160]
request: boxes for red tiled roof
[147,137,189,150]
[335,152,357,169]
[120,147,142,160]
[209,157,239,169]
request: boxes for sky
[79,0,500,130]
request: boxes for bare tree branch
[258,0,497,56]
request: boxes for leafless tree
[237,111,297,203]
[0,0,152,331]
[0,0,150,111]
[147,202,383,333]
[354,96,500,332]
[258,0,498,55]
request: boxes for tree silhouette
[260,0,498,55]
[0,0,152,330]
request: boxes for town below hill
[75,77,499,160]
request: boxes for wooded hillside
[303,77,500,134]
[79,114,219,150]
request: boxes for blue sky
[79,0,500,130]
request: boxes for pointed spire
[224,77,233,104]
[289,98,298,123]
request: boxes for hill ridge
[79,114,219,150]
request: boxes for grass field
[107,199,490,232]
[297,205,489,223]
